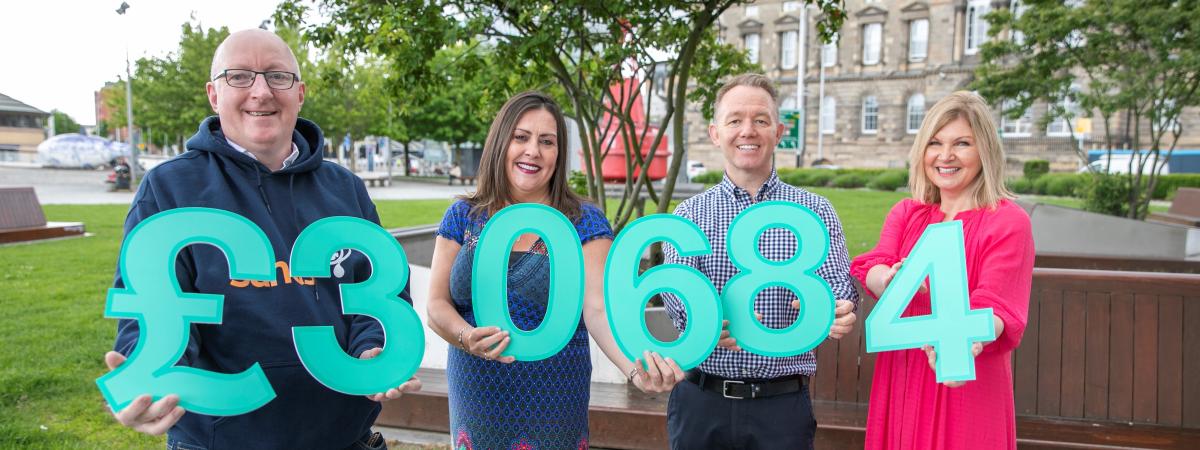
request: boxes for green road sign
[779,109,802,150]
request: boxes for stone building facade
[681,0,1200,175]
[0,92,49,162]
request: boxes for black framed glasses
[212,69,299,90]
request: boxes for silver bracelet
[456,325,472,351]
[627,366,643,382]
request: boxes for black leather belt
[685,369,807,400]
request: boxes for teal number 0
[472,204,585,361]
[97,208,277,416]
[291,217,424,395]
[723,201,835,357]
[604,215,722,369]
[864,221,994,382]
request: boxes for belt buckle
[722,379,747,399]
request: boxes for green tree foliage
[279,0,847,231]
[50,110,82,135]
[974,0,1200,219]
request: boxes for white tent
[36,134,130,169]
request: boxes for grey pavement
[0,165,471,205]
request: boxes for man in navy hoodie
[102,29,419,449]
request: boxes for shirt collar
[719,169,781,201]
[226,138,300,171]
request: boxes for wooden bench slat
[1183,297,1200,428]
[1084,292,1112,420]
[1037,289,1064,416]
[1109,293,1136,422]
[1133,294,1160,423]
[1015,289,1042,416]
[1060,291,1087,418]
[1158,295,1184,427]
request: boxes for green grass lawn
[0,188,1094,447]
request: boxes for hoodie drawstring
[255,170,272,214]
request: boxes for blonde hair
[907,91,1014,208]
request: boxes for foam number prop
[722,202,835,357]
[97,208,277,416]
[604,215,722,369]
[472,204,585,361]
[291,217,424,394]
[864,221,995,382]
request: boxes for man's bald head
[210,29,301,80]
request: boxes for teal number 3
[604,215,721,369]
[723,201,835,357]
[97,208,277,416]
[864,221,995,382]
[291,217,424,395]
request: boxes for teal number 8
[604,214,722,369]
[290,217,425,395]
[723,201,835,357]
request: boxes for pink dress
[850,199,1035,450]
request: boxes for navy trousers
[666,376,817,450]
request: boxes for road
[0,165,471,205]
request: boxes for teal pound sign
[290,217,424,395]
[97,207,277,416]
[864,221,995,383]
[604,214,721,369]
[722,201,835,357]
[472,204,585,361]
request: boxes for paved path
[0,165,471,205]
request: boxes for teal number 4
[864,221,995,383]
[97,208,277,416]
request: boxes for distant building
[0,92,49,162]
[682,0,1200,174]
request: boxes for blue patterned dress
[437,200,614,450]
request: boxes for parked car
[686,160,706,180]
[1079,156,1170,175]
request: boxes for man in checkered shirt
[662,73,859,449]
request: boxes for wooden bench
[360,172,391,187]
[1148,187,1200,227]
[0,187,85,244]
[378,267,1200,449]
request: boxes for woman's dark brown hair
[463,91,585,220]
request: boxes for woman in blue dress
[426,91,683,450]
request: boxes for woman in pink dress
[850,91,1035,449]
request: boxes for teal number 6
[864,221,995,382]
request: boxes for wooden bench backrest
[812,268,1200,429]
[1168,188,1200,217]
[0,187,46,230]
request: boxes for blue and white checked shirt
[661,170,858,379]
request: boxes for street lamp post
[116,2,140,183]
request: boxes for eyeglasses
[212,69,299,90]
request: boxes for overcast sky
[1,0,286,125]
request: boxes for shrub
[1030,173,1083,197]
[1080,173,1130,217]
[1023,160,1050,179]
[1151,173,1200,199]
[804,170,838,187]
[568,170,589,196]
[831,172,871,189]
[1007,177,1034,194]
[866,170,908,191]
[691,170,723,184]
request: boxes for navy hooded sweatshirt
[112,116,405,449]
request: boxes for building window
[1046,86,1079,137]
[966,0,989,55]
[909,19,929,61]
[907,93,925,134]
[862,96,879,134]
[744,33,760,64]
[862,23,882,65]
[1011,0,1027,45]
[783,1,800,12]
[822,35,838,67]
[1000,99,1032,137]
[746,5,759,17]
[821,96,837,134]
[780,30,798,69]
[1157,98,1181,133]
